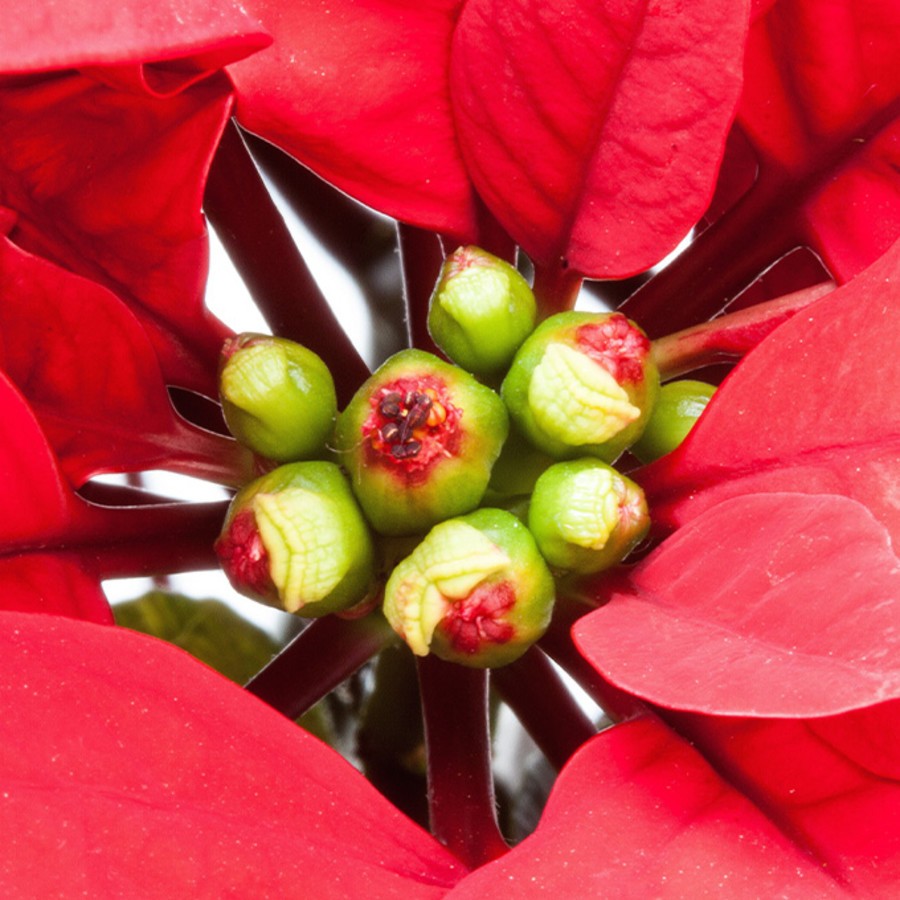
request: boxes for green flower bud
[215,461,375,616]
[219,333,337,462]
[501,312,659,463]
[383,508,554,668]
[427,245,537,377]
[528,459,649,574]
[333,349,509,536]
[630,379,716,463]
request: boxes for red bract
[639,240,900,540]
[450,0,749,277]
[0,233,252,487]
[229,0,476,240]
[0,1,268,393]
[736,0,900,279]
[575,492,900,716]
[448,716,846,897]
[0,371,227,622]
[230,0,749,277]
[0,612,466,895]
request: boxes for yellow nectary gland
[528,342,640,446]
[253,488,349,612]
[383,520,511,656]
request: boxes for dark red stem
[532,263,584,318]
[397,223,445,354]
[245,613,393,719]
[492,647,597,771]
[416,655,509,865]
[74,498,229,579]
[204,120,369,405]
[540,594,648,723]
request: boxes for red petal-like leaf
[681,705,900,895]
[737,0,900,279]
[450,0,750,277]
[0,0,268,85]
[575,493,900,716]
[0,612,465,895]
[0,234,252,487]
[640,240,900,544]
[0,67,244,392]
[230,0,478,240]
[0,373,228,621]
[448,715,842,897]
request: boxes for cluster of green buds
[215,247,712,667]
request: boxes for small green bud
[383,508,554,667]
[427,245,537,377]
[501,312,659,463]
[528,459,649,574]
[630,379,716,463]
[333,349,509,536]
[215,461,375,616]
[219,333,337,462]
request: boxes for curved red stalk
[204,121,369,405]
[416,655,509,866]
[532,263,583,318]
[540,594,648,723]
[492,647,598,771]
[652,281,835,379]
[245,613,393,719]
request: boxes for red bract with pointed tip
[450,0,749,277]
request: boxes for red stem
[539,594,647,723]
[204,120,369,405]
[652,280,835,379]
[492,647,597,771]
[74,498,229,579]
[532,263,584,318]
[245,613,393,719]
[417,655,509,865]
[397,223,445,354]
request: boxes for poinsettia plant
[1,0,899,894]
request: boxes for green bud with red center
[527,459,650,574]
[630,379,716,463]
[333,349,509,536]
[219,333,337,462]
[501,311,659,463]
[215,461,375,617]
[427,245,537,377]
[383,508,554,668]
